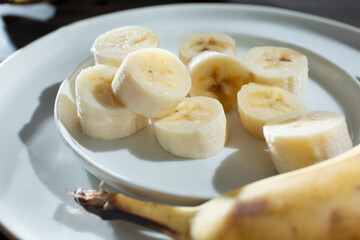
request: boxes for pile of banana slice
[74,25,352,173]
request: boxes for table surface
[1,0,359,239]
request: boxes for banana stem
[73,187,198,240]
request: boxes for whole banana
[74,143,360,240]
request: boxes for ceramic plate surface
[1,3,360,240]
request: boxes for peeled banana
[153,96,228,158]
[264,111,353,173]
[178,32,237,65]
[75,64,148,140]
[188,51,252,112]
[243,46,308,101]
[74,143,360,240]
[237,83,305,139]
[112,48,191,119]
[91,25,159,67]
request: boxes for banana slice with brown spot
[243,46,308,102]
[75,64,148,140]
[91,25,159,67]
[179,32,237,65]
[188,51,252,112]
[237,83,305,139]
[112,48,191,119]
[153,96,228,159]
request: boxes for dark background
[1,0,359,239]
[2,0,360,52]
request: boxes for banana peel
[73,143,360,240]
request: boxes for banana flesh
[91,25,159,67]
[243,46,308,101]
[74,143,360,240]
[237,83,305,139]
[112,48,191,119]
[188,51,252,112]
[75,64,148,140]
[263,111,353,173]
[153,96,228,158]
[179,32,237,65]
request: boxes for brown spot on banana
[208,38,217,45]
[231,198,269,217]
[201,46,210,51]
[280,56,291,62]
[291,225,298,234]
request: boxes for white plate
[1,3,360,240]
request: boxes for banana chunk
[75,64,149,140]
[112,48,191,119]
[237,83,305,139]
[264,111,353,173]
[188,51,252,112]
[179,32,237,65]
[153,96,228,159]
[91,25,159,67]
[243,46,308,101]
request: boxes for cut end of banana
[188,51,252,112]
[179,32,237,65]
[112,48,191,119]
[75,64,148,140]
[243,46,308,101]
[264,111,353,173]
[237,83,305,140]
[91,25,159,67]
[153,96,227,159]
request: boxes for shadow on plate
[57,91,194,162]
[18,82,94,202]
[53,202,169,240]
[212,148,277,194]
[17,82,163,239]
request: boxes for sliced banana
[153,96,228,159]
[112,48,191,119]
[264,111,353,173]
[188,51,252,112]
[91,25,159,67]
[237,83,305,139]
[179,32,237,65]
[243,46,308,101]
[75,64,148,140]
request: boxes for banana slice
[237,83,305,139]
[243,46,308,101]
[153,96,228,159]
[75,64,149,140]
[91,25,159,67]
[264,111,353,173]
[188,51,252,112]
[178,32,237,65]
[112,48,191,119]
